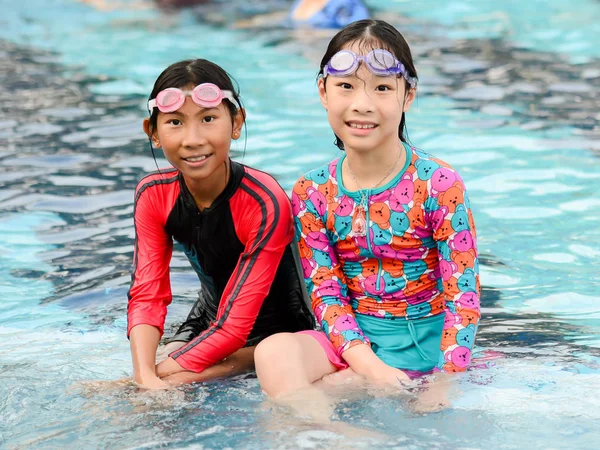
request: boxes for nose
[350,84,374,114]
[181,123,208,148]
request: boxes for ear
[143,118,161,148]
[402,87,416,112]
[317,77,328,111]
[232,108,245,140]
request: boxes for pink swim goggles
[148,83,235,113]
[323,49,417,88]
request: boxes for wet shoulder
[134,168,179,199]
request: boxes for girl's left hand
[156,356,184,378]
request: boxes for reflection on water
[1,1,600,448]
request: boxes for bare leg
[156,341,186,364]
[254,333,341,421]
[161,346,256,386]
[255,333,338,398]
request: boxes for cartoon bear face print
[333,315,358,333]
[318,179,338,200]
[403,259,428,281]
[441,327,458,350]
[413,179,427,200]
[449,230,474,252]
[308,168,329,185]
[394,178,415,202]
[407,204,425,228]
[444,309,461,328]
[371,224,393,246]
[291,191,305,215]
[306,231,329,251]
[446,346,471,368]
[430,298,445,315]
[458,268,477,293]
[456,291,480,309]
[431,167,457,194]
[403,276,426,297]
[390,211,410,236]
[438,241,452,260]
[307,189,327,217]
[311,267,333,285]
[298,232,312,252]
[415,159,440,181]
[335,196,354,217]
[436,219,453,239]
[300,213,320,235]
[414,288,436,303]
[341,329,364,342]
[439,259,458,281]
[396,247,426,262]
[313,249,333,267]
[318,279,343,297]
[456,324,476,348]
[361,260,378,277]
[451,205,470,233]
[323,304,346,323]
[369,202,391,229]
[382,272,406,294]
[443,277,461,297]
[361,274,386,295]
[293,178,311,200]
[406,302,432,319]
[438,186,464,212]
[382,258,404,277]
[373,244,397,260]
[460,310,479,327]
[451,250,476,271]
[334,215,352,240]
[343,261,364,278]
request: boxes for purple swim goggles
[323,49,417,89]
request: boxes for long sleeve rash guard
[127,161,314,373]
[292,144,481,373]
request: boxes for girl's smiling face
[144,84,244,183]
[318,41,416,156]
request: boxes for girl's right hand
[341,344,411,387]
[367,364,411,386]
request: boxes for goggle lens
[156,88,183,111]
[330,50,356,71]
[369,50,396,71]
[148,83,234,113]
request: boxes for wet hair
[318,20,418,150]
[146,59,246,168]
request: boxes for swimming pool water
[1,0,599,448]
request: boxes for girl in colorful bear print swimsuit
[255,19,481,397]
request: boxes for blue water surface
[1,0,599,448]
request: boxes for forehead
[340,39,393,56]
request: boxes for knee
[255,333,303,397]
[255,333,296,371]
